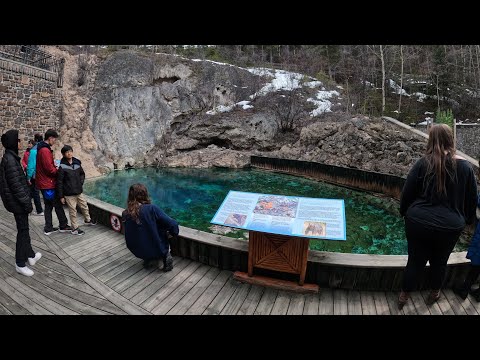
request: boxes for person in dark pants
[35,129,71,235]
[453,158,480,301]
[398,124,478,309]
[122,183,179,271]
[0,129,42,277]
[25,134,44,216]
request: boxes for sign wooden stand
[234,230,319,293]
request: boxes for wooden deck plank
[0,256,121,314]
[0,302,12,315]
[106,262,145,289]
[168,267,221,315]
[0,224,59,261]
[3,272,106,315]
[402,295,418,315]
[287,293,305,315]
[333,289,348,315]
[443,289,471,315]
[385,291,404,315]
[84,247,131,273]
[98,257,144,283]
[372,291,390,315]
[420,291,442,315]
[219,282,251,315]
[0,277,51,314]
[92,252,135,278]
[185,270,232,315]
[3,275,77,315]
[360,291,377,315]
[123,258,190,300]
[347,290,363,315]
[34,261,105,299]
[318,288,334,315]
[81,245,127,270]
[130,259,192,304]
[72,236,124,262]
[409,291,431,315]
[58,228,113,250]
[0,288,31,315]
[0,240,83,285]
[462,295,480,315]
[110,265,155,293]
[270,290,291,315]
[71,232,123,255]
[152,264,211,315]
[0,221,52,250]
[303,293,320,315]
[65,232,120,258]
[434,291,455,315]
[235,284,264,315]
[61,257,144,315]
[253,287,278,315]
[0,235,68,266]
[202,278,238,315]
[61,226,114,251]
[141,261,202,311]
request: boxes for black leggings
[402,217,462,292]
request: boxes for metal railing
[0,45,65,87]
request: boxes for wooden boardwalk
[0,202,478,315]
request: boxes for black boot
[452,284,469,300]
[471,288,480,302]
[162,252,173,272]
[454,265,480,300]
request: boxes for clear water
[83,167,467,255]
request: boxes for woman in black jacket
[398,124,478,309]
[0,129,42,277]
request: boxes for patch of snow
[388,79,410,96]
[304,81,323,88]
[307,90,340,117]
[248,69,305,99]
[424,111,434,115]
[336,85,344,89]
[413,92,428,102]
[206,104,234,115]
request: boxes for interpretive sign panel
[211,191,346,240]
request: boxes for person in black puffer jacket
[0,129,42,277]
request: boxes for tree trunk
[436,74,440,111]
[398,45,404,117]
[380,45,386,114]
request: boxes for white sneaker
[28,252,42,266]
[15,265,34,277]
[33,211,44,216]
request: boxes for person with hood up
[0,129,42,277]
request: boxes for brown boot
[398,290,409,310]
[425,289,441,305]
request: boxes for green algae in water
[82,167,468,255]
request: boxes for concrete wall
[0,57,62,156]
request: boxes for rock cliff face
[88,51,263,169]
[54,48,435,178]
[273,115,427,176]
